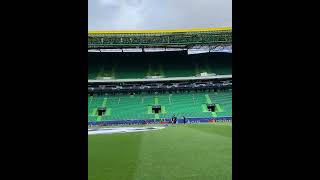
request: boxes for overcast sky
[89,0,231,30]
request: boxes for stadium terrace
[88,27,232,125]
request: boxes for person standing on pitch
[171,114,176,127]
[171,115,174,125]
[173,115,177,127]
[183,116,186,126]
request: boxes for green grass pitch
[89,123,232,180]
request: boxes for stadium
[88,27,232,180]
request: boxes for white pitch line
[88,126,165,135]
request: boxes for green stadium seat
[88,52,231,79]
[88,91,232,121]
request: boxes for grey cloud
[89,0,231,30]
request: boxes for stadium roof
[88,27,232,50]
[88,27,231,35]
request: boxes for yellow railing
[88,27,232,35]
